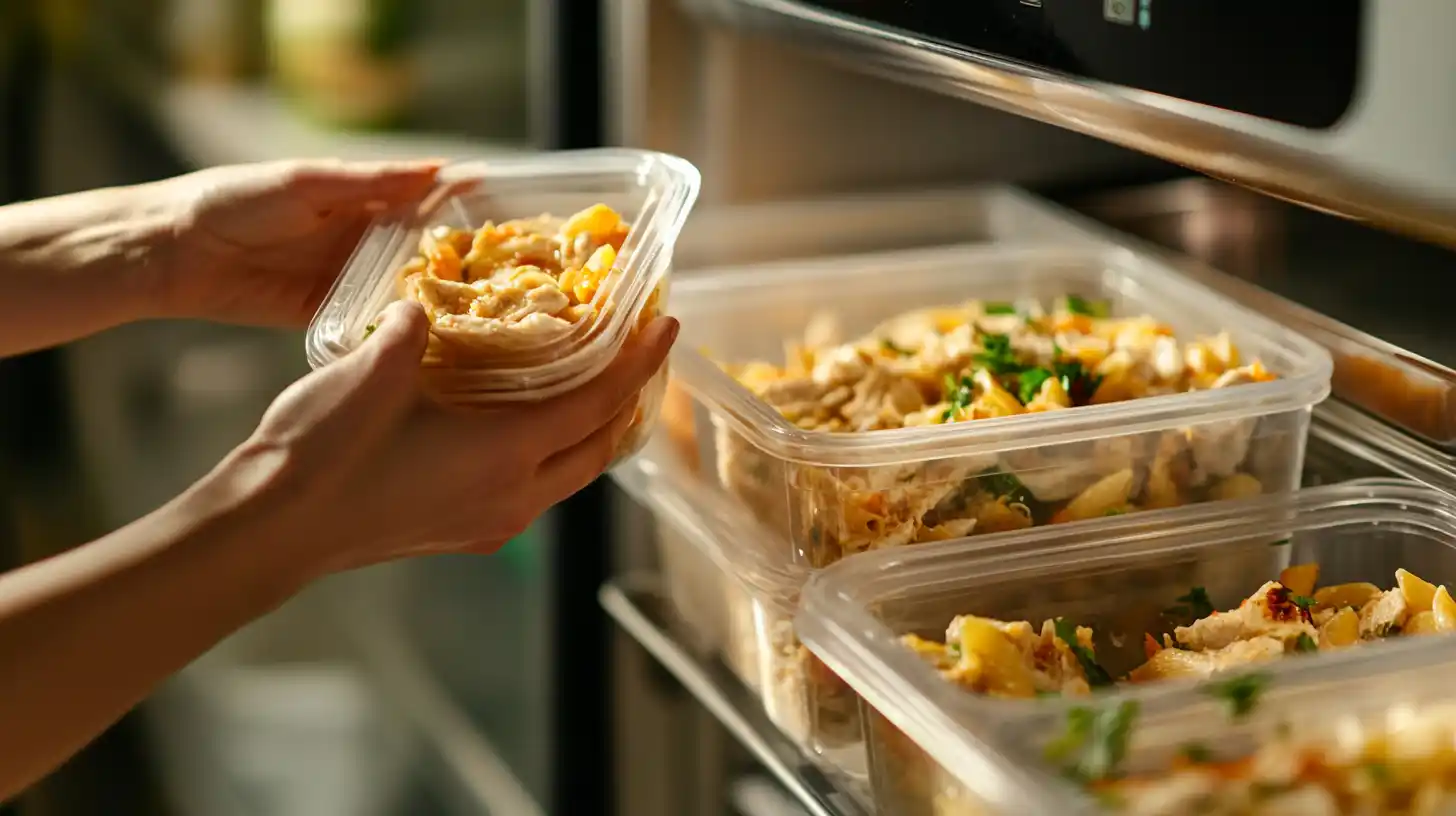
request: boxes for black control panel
[797,0,1363,129]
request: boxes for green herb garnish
[1065,295,1111,318]
[1292,595,1317,611]
[1294,633,1318,653]
[941,373,975,422]
[983,301,1017,315]
[978,469,1038,510]
[880,337,913,356]
[1179,742,1213,763]
[972,332,1024,375]
[1053,618,1113,687]
[364,323,378,339]
[1165,587,1216,620]
[1103,508,1126,516]
[1052,357,1103,406]
[1204,672,1270,720]
[1017,366,1054,404]
[1044,700,1140,782]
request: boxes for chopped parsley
[972,332,1022,375]
[977,469,1039,510]
[941,373,975,421]
[983,301,1018,315]
[880,337,913,356]
[364,323,378,339]
[1294,633,1318,653]
[1179,742,1213,763]
[1017,366,1054,404]
[946,641,963,659]
[1044,700,1140,782]
[1053,618,1113,687]
[1291,595,1317,612]
[1064,295,1111,318]
[1165,587,1216,620]
[1204,672,1270,720]
[1053,357,1103,406]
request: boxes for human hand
[146,159,442,327]
[217,301,679,578]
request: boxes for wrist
[181,437,327,600]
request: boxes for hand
[149,159,442,327]
[219,302,679,577]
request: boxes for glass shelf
[600,578,872,816]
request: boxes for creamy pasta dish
[901,564,1454,699]
[392,203,642,357]
[717,296,1278,567]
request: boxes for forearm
[0,447,310,801]
[0,183,173,356]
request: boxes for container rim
[669,243,1333,467]
[795,478,1456,815]
[304,148,702,383]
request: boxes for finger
[533,317,678,451]
[254,301,429,448]
[281,159,446,208]
[532,393,641,505]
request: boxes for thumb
[359,300,430,376]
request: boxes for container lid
[1312,400,1456,497]
[795,478,1456,815]
[670,243,1332,468]
[305,149,701,392]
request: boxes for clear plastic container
[794,479,1456,815]
[645,242,1331,769]
[670,242,1332,571]
[304,150,700,454]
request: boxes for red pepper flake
[1266,585,1313,625]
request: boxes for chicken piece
[1174,582,1316,651]
[1357,588,1409,639]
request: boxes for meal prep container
[794,479,1456,815]
[655,242,1330,764]
[305,150,700,454]
[668,242,1332,571]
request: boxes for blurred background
[3,1,1456,815]
[0,1,584,815]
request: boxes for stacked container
[306,149,701,458]
[795,479,1456,814]
[613,226,1334,782]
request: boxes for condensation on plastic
[305,149,701,399]
[794,479,1456,816]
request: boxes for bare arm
[0,303,678,801]
[0,184,171,355]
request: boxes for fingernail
[663,317,681,345]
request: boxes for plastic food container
[305,149,701,457]
[612,428,838,749]
[670,242,1331,570]
[660,242,1329,763]
[795,479,1456,815]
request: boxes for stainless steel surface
[1068,177,1456,445]
[601,578,871,816]
[606,0,1160,204]
[682,0,1456,247]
